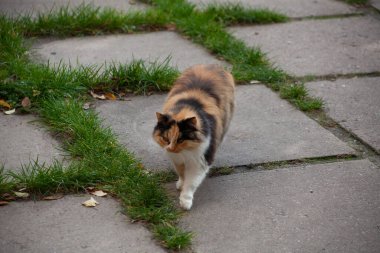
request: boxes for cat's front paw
[176,179,183,191]
[179,195,193,210]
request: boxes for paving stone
[95,85,354,170]
[0,114,63,172]
[0,0,146,18]
[188,0,358,18]
[371,0,380,11]
[229,16,380,77]
[306,77,380,153]
[0,194,165,253]
[180,159,380,253]
[32,32,227,71]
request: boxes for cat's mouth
[166,147,180,153]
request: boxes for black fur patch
[177,118,199,142]
[172,98,217,165]
[154,114,175,133]
[171,76,221,106]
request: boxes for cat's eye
[177,138,184,144]
[162,136,169,143]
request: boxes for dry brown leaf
[43,194,64,201]
[2,193,16,201]
[91,190,107,197]
[82,197,99,207]
[90,91,106,100]
[21,97,31,108]
[0,201,9,206]
[4,109,15,115]
[86,186,95,191]
[104,93,117,100]
[165,24,176,31]
[14,192,29,198]
[0,99,11,109]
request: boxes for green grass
[343,0,368,5]
[0,167,14,195]
[14,4,169,36]
[204,4,288,25]
[153,223,192,249]
[101,57,179,94]
[280,84,323,111]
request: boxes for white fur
[167,136,211,210]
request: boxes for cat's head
[153,112,203,153]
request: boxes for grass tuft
[101,58,179,94]
[153,223,192,250]
[204,4,288,25]
[13,4,169,37]
[280,84,323,111]
[343,0,368,5]
[0,167,15,196]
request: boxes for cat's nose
[166,144,177,153]
[167,146,175,152]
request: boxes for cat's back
[165,64,234,112]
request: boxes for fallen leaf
[4,108,15,115]
[14,192,29,198]
[249,80,260,84]
[21,97,31,108]
[43,194,64,200]
[82,197,99,207]
[0,99,11,109]
[104,93,117,100]
[91,190,107,197]
[90,91,106,100]
[0,201,9,206]
[2,193,16,201]
[86,186,95,191]
[165,24,176,31]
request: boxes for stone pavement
[1,0,380,253]
[0,0,147,18]
[0,114,64,172]
[0,194,165,253]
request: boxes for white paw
[179,195,193,210]
[176,179,183,191]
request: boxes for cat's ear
[185,117,197,126]
[181,117,197,131]
[156,112,167,122]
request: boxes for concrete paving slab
[95,85,354,171]
[371,0,380,11]
[229,16,380,77]
[180,159,380,253]
[0,194,165,253]
[0,114,63,172]
[188,0,358,18]
[31,32,227,71]
[306,77,380,153]
[0,0,147,18]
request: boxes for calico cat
[153,64,235,210]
